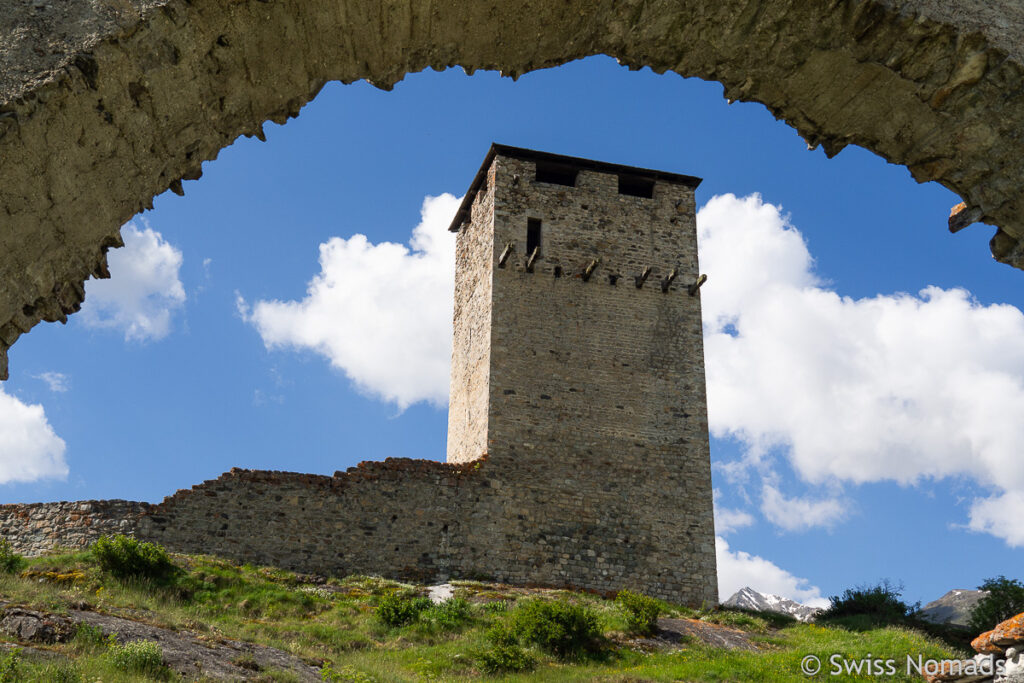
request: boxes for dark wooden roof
[447,143,703,232]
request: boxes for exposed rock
[919,589,988,628]
[631,617,759,652]
[972,629,1004,655]
[1003,646,1024,682]
[427,583,455,604]
[992,614,1024,648]
[0,602,319,681]
[922,658,993,683]
[0,607,73,644]
[68,609,321,681]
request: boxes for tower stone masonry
[446,144,718,604]
[0,144,718,607]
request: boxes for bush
[321,661,377,682]
[92,535,178,583]
[616,590,662,635]
[511,599,601,659]
[0,648,21,683]
[818,580,918,626]
[485,623,519,647]
[106,639,170,679]
[375,593,431,628]
[481,600,510,614]
[38,662,82,683]
[72,623,114,652]
[475,643,536,674]
[422,597,473,631]
[969,576,1024,632]
[0,539,24,574]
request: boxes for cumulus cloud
[79,222,186,341]
[715,507,755,536]
[760,484,847,532]
[716,536,828,607]
[699,193,1024,544]
[0,387,67,484]
[712,489,755,535]
[968,492,1024,547]
[34,372,69,393]
[241,194,460,409]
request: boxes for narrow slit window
[535,162,577,187]
[526,218,542,259]
[618,175,655,198]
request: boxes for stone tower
[446,144,718,605]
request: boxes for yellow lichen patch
[18,569,89,585]
[992,612,1024,646]
[971,629,1003,654]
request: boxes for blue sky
[3,56,1023,608]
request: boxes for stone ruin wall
[2,0,1024,378]
[0,499,152,557]
[0,456,715,605]
[0,460,485,584]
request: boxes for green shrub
[481,600,510,614]
[969,576,1024,632]
[0,648,21,683]
[72,622,114,652]
[484,623,519,647]
[106,639,170,679]
[422,597,472,630]
[616,590,662,635]
[321,661,377,682]
[0,539,24,574]
[476,643,536,674]
[375,593,431,628]
[38,662,82,683]
[511,599,601,659]
[818,580,918,626]
[92,535,178,584]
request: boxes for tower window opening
[618,175,655,198]
[535,161,577,186]
[526,218,542,258]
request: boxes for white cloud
[716,536,828,607]
[0,387,67,484]
[712,489,755,535]
[241,194,459,410]
[715,506,755,535]
[80,221,186,341]
[968,492,1024,547]
[34,372,69,393]
[760,484,847,532]
[699,193,1024,544]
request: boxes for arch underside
[1,0,1022,379]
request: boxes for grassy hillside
[0,543,966,681]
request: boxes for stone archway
[1,0,1023,379]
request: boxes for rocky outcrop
[2,0,1024,377]
[0,602,319,681]
[928,612,1024,682]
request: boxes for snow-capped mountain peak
[723,587,821,622]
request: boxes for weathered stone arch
[1,0,1023,379]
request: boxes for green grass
[0,545,969,682]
